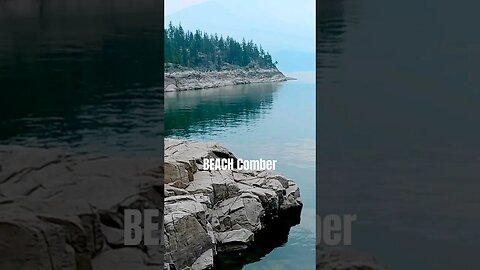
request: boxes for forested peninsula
[164,23,287,91]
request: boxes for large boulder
[164,195,215,269]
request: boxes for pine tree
[164,23,277,69]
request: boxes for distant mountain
[165,0,315,72]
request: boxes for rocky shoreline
[164,139,302,269]
[164,67,288,91]
[0,140,302,270]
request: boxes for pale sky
[165,0,211,16]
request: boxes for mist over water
[317,0,480,269]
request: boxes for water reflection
[0,0,163,156]
[165,78,316,270]
[317,0,347,77]
[215,211,300,270]
[317,0,480,269]
[165,83,280,138]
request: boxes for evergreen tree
[164,23,277,69]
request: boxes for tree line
[165,22,277,70]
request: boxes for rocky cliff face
[0,141,301,270]
[164,139,302,270]
[0,145,165,270]
[164,68,287,91]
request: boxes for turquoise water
[165,72,316,269]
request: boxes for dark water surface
[165,72,316,270]
[0,0,163,156]
[318,0,480,269]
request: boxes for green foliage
[165,22,277,70]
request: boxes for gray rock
[191,249,215,270]
[165,185,190,197]
[213,194,264,233]
[165,84,178,92]
[0,145,165,270]
[215,229,254,253]
[164,67,287,91]
[164,139,302,269]
[0,140,302,270]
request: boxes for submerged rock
[164,139,302,269]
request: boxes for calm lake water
[0,0,164,156]
[318,0,480,269]
[165,72,316,270]
[0,2,315,269]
